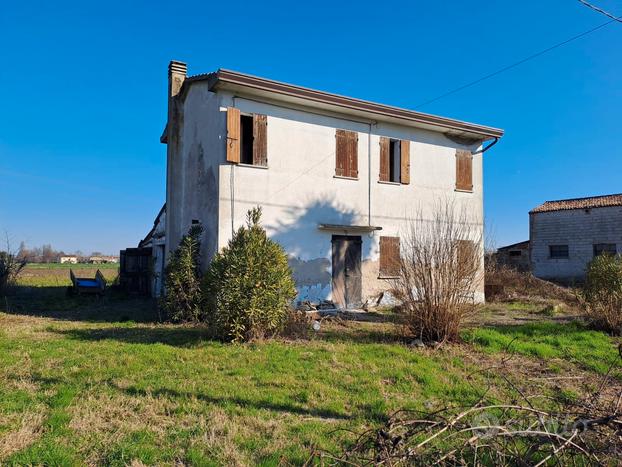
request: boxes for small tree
[203,207,296,343]
[582,253,622,335]
[160,225,204,322]
[390,200,483,343]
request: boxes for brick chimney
[168,60,187,118]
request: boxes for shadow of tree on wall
[268,197,374,302]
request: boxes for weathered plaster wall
[151,210,166,297]
[165,83,223,267]
[213,94,485,304]
[530,207,622,281]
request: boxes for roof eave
[186,69,504,141]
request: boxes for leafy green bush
[582,253,622,335]
[203,207,296,342]
[160,225,204,322]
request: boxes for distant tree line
[16,242,100,263]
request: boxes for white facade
[162,63,502,307]
[138,206,167,297]
[530,206,622,282]
[60,256,78,264]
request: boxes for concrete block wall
[530,206,622,281]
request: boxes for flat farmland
[18,264,119,287]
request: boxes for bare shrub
[0,236,27,296]
[309,349,622,465]
[390,201,482,343]
[581,254,622,335]
[280,309,313,340]
[485,262,578,305]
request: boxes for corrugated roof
[530,194,622,213]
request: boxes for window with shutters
[379,236,400,277]
[226,107,267,167]
[335,129,358,179]
[379,137,410,184]
[455,149,473,192]
[240,115,253,164]
[593,243,616,257]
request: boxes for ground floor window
[379,236,400,277]
[549,245,569,259]
[593,243,616,257]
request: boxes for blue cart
[69,269,106,295]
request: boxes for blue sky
[1,0,620,254]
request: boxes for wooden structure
[119,247,152,296]
[69,269,106,295]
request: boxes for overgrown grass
[0,303,485,465]
[2,268,620,465]
[463,321,621,376]
[18,263,119,287]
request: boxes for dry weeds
[0,410,46,459]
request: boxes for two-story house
[159,61,503,308]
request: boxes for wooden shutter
[379,236,400,276]
[455,149,473,191]
[379,137,390,182]
[335,129,358,178]
[226,107,240,163]
[400,140,410,184]
[457,240,476,271]
[253,114,267,166]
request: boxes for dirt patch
[467,300,582,327]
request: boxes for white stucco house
[158,60,503,307]
[59,255,78,264]
[530,194,622,283]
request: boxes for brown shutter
[379,137,390,182]
[253,114,267,166]
[335,129,358,178]
[455,149,473,191]
[379,236,400,276]
[226,107,240,163]
[400,140,410,184]
[457,240,476,271]
[348,132,358,178]
[335,130,347,177]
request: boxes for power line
[415,17,620,109]
[578,0,622,23]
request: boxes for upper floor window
[593,243,616,257]
[455,149,473,192]
[549,245,569,259]
[379,137,410,184]
[335,129,358,178]
[226,107,267,166]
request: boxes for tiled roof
[530,194,622,213]
[497,240,529,251]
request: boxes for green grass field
[0,266,620,465]
[17,263,119,287]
